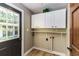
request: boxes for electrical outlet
[46,38,48,41]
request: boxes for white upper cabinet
[31,13,45,28]
[54,9,66,28]
[31,8,66,28]
[45,11,55,28]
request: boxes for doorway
[70,3,79,56]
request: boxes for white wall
[12,3,33,54]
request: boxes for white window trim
[5,3,24,56]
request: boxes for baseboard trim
[24,47,34,56]
[24,46,66,56]
[33,47,66,56]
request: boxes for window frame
[0,3,22,41]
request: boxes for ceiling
[23,3,67,14]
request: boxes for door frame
[4,3,24,56]
[66,4,71,56]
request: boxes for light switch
[26,28,29,31]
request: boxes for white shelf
[31,31,66,34]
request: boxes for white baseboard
[24,46,66,56]
[24,47,34,56]
[33,47,66,56]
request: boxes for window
[0,4,20,41]
[8,26,13,37]
[14,26,18,35]
[2,25,6,38]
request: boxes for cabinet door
[31,15,38,28]
[53,33,66,54]
[34,33,52,50]
[54,9,66,28]
[45,11,55,28]
[31,13,45,28]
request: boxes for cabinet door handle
[50,37,54,39]
[52,37,54,39]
